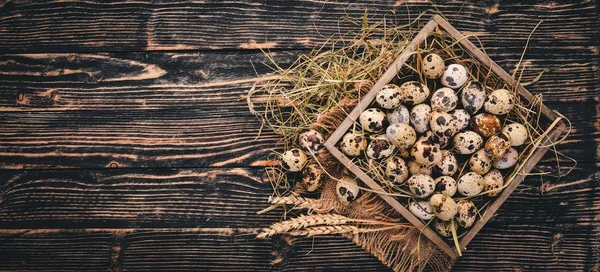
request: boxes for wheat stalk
[288,224,409,237]
[257,213,412,238]
[288,225,360,236]
[257,214,348,238]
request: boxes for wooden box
[323,15,566,259]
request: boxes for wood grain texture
[0,223,597,271]
[0,1,598,53]
[0,164,597,229]
[0,51,597,169]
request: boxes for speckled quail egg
[430,111,456,138]
[411,139,442,166]
[484,88,515,115]
[431,87,458,112]
[386,123,416,149]
[461,81,486,114]
[434,176,457,197]
[366,135,395,160]
[422,53,445,79]
[483,169,504,197]
[397,147,411,159]
[302,164,324,192]
[340,132,368,157]
[457,172,484,197]
[450,109,470,132]
[420,130,450,149]
[408,160,432,176]
[336,176,360,204]
[299,129,324,154]
[359,108,387,133]
[493,147,519,169]
[433,150,458,176]
[434,220,452,237]
[430,193,457,221]
[407,174,435,198]
[441,64,468,89]
[410,104,432,133]
[385,156,409,184]
[386,105,410,125]
[471,113,501,138]
[455,200,477,228]
[468,149,492,175]
[400,81,430,106]
[484,133,512,161]
[376,84,403,109]
[409,200,435,220]
[280,149,308,172]
[453,130,483,155]
[502,123,528,146]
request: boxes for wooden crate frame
[323,15,566,259]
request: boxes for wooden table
[0,1,598,271]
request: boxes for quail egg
[420,130,450,148]
[408,160,432,176]
[385,156,409,184]
[483,169,504,197]
[280,149,308,172]
[453,130,483,155]
[430,111,456,137]
[408,200,435,220]
[502,123,528,146]
[450,109,470,132]
[441,64,468,89]
[336,176,360,204]
[434,220,452,237]
[386,105,410,125]
[471,113,501,138]
[430,87,458,112]
[455,200,477,228]
[411,139,442,166]
[433,150,458,176]
[457,172,484,197]
[460,81,486,114]
[407,174,436,198]
[434,176,457,197]
[376,84,403,109]
[400,81,430,106]
[302,164,324,192]
[468,149,492,175]
[430,193,457,221]
[366,135,395,160]
[493,147,519,169]
[422,53,445,79]
[484,88,515,115]
[298,129,324,154]
[484,133,512,160]
[386,123,417,149]
[359,108,387,133]
[410,104,432,133]
[397,147,411,159]
[340,132,368,157]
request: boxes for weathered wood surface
[0,0,598,271]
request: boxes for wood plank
[0,51,596,107]
[0,223,597,271]
[0,164,596,228]
[0,1,597,53]
[0,100,595,169]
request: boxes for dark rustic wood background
[0,0,598,271]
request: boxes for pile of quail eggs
[279,52,529,238]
